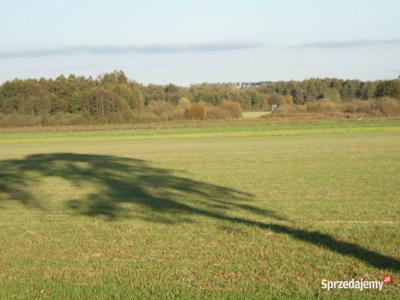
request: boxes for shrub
[184,102,206,120]
[306,99,337,113]
[219,100,242,118]
[375,97,400,116]
[107,112,130,123]
[130,111,167,123]
[0,114,39,127]
[148,100,171,116]
[206,106,231,120]
[167,108,185,121]
[58,113,89,125]
[341,100,374,114]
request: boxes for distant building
[236,81,271,89]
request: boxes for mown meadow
[0,119,399,299]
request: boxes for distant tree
[376,80,400,99]
[1,71,400,127]
[114,83,144,110]
[178,97,192,109]
[282,94,294,105]
[18,80,50,116]
[292,87,306,104]
[0,80,27,113]
[99,70,128,85]
[268,93,283,108]
[84,87,115,116]
[145,84,166,104]
[323,88,341,103]
[147,100,167,116]
[165,84,185,104]
[362,82,377,99]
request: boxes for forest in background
[0,70,399,127]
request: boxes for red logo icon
[383,274,392,286]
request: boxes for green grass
[242,111,269,119]
[0,119,399,299]
[1,119,399,144]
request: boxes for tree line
[0,70,399,126]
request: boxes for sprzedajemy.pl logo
[321,274,393,291]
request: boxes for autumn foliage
[184,102,207,120]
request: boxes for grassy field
[0,119,399,299]
[241,111,269,119]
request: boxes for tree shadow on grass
[0,153,399,271]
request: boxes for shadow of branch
[0,152,398,272]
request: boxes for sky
[0,0,399,85]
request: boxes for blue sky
[0,0,399,85]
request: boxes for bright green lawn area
[241,111,269,119]
[0,119,399,299]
